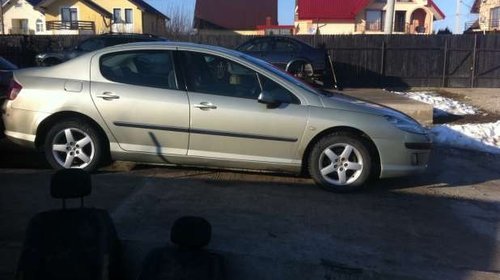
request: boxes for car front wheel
[44,120,103,171]
[308,133,372,192]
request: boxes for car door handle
[96,92,120,100]
[193,102,217,110]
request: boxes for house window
[125,9,133,24]
[394,11,406,32]
[113,8,122,23]
[61,7,78,23]
[366,10,385,31]
[491,7,500,28]
[36,19,44,32]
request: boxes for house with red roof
[194,0,294,35]
[295,0,445,35]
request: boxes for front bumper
[374,133,432,178]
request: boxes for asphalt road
[1,138,499,280]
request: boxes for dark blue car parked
[236,36,328,83]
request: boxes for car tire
[308,133,372,192]
[287,61,314,79]
[44,119,104,172]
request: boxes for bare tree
[147,0,194,36]
[165,4,193,35]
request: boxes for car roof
[98,41,242,56]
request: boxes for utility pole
[384,0,396,34]
[455,0,462,34]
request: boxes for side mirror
[257,91,281,108]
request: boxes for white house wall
[295,0,438,35]
[3,0,46,34]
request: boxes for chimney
[266,16,272,26]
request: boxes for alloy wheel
[51,128,95,169]
[318,143,364,186]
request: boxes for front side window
[491,7,500,28]
[181,51,261,100]
[181,51,300,104]
[259,75,300,104]
[366,10,385,31]
[100,51,178,90]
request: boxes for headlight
[385,115,427,135]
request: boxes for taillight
[7,79,22,100]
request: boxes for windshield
[239,53,322,96]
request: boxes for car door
[178,50,308,166]
[90,49,190,158]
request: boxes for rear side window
[273,39,298,52]
[100,50,178,90]
[239,40,269,52]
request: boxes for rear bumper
[2,101,46,149]
[4,130,36,148]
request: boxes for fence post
[470,34,478,88]
[380,40,386,87]
[21,35,28,67]
[441,37,448,88]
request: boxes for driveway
[0,138,499,280]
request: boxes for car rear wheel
[308,133,372,192]
[44,120,103,171]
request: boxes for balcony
[46,21,95,32]
[9,27,33,35]
[355,22,430,34]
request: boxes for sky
[145,0,478,34]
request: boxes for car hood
[320,92,416,121]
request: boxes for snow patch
[431,121,500,154]
[391,91,478,117]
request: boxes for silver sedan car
[2,42,431,192]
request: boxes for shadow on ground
[1,138,499,279]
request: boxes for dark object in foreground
[138,216,226,280]
[16,169,121,280]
